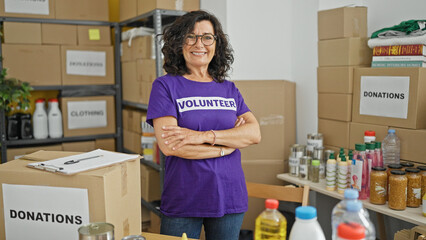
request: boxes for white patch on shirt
[176,96,237,113]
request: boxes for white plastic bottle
[47,98,63,138]
[337,158,348,194]
[289,206,325,240]
[33,98,48,139]
[382,129,400,166]
[331,189,373,240]
[364,130,376,143]
[341,201,376,240]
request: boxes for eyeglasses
[184,33,217,46]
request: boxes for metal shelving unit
[119,9,186,217]
[0,18,123,163]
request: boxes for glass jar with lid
[388,170,407,210]
[299,156,311,180]
[400,162,414,171]
[386,164,402,200]
[417,165,426,201]
[311,160,320,183]
[405,168,421,208]
[370,167,387,205]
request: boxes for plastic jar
[417,165,426,201]
[311,160,320,183]
[388,170,407,210]
[386,164,402,200]
[370,167,387,205]
[405,168,421,208]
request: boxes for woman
[146,10,261,240]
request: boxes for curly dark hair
[161,10,234,83]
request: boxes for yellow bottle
[181,233,188,240]
[255,199,287,240]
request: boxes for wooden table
[142,232,197,240]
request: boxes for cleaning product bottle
[351,144,370,199]
[326,153,337,191]
[364,130,376,143]
[337,158,348,194]
[33,98,48,139]
[337,222,366,240]
[47,98,63,138]
[255,199,286,240]
[289,206,325,240]
[374,141,383,167]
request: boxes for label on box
[67,100,107,129]
[5,0,49,15]
[66,50,106,76]
[2,184,89,240]
[359,76,410,119]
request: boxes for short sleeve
[146,79,177,127]
[234,83,250,116]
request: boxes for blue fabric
[160,212,245,240]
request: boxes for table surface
[277,173,425,226]
[142,232,197,240]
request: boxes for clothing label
[66,50,106,76]
[359,76,410,119]
[351,160,363,191]
[5,0,49,15]
[2,184,89,240]
[67,100,107,129]
[176,96,237,112]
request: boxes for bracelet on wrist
[210,130,216,146]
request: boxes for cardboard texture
[77,25,111,46]
[241,159,285,231]
[6,144,62,162]
[3,22,42,44]
[148,211,161,234]
[317,67,355,94]
[234,80,296,161]
[318,118,350,149]
[318,38,372,67]
[349,122,389,149]
[0,151,141,239]
[61,96,116,137]
[394,128,426,164]
[318,93,352,122]
[55,0,109,21]
[120,0,137,21]
[123,129,142,154]
[62,141,96,152]
[137,59,157,82]
[122,61,143,103]
[0,0,55,18]
[60,45,114,85]
[122,108,143,133]
[137,0,199,15]
[2,44,61,86]
[140,164,161,202]
[318,7,367,40]
[142,81,153,104]
[353,67,426,129]
[95,138,116,151]
[41,23,77,45]
[121,36,153,62]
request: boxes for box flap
[21,150,82,161]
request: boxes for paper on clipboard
[27,149,140,175]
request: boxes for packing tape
[123,218,130,237]
[121,163,128,197]
[175,0,183,11]
[352,18,360,37]
[259,114,284,126]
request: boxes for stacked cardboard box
[317,6,372,151]
[234,80,296,231]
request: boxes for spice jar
[400,162,414,171]
[405,168,421,208]
[299,156,311,180]
[370,167,387,205]
[387,164,402,200]
[311,160,320,183]
[417,165,426,202]
[388,170,407,210]
[289,144,306,177]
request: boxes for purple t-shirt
[146,74,249,218]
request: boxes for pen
[64,155,103,165]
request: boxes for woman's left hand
[161,125,206,150]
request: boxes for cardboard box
[318,118,350,149]
[148,211,161,234]
[349,122,389,149]
[61,45,114,85]
[318,7,367,40]
[77,25,111,46]
[234,80,296,161]
[141,81,152,105]
[121,36,154,62]
[137,59,157,82]
[353,67,426,129]
[318,93,352,122]
[123,129,142,154]
[317,67,355,94]
[55,0,109,21]
[394,128,426,164]
[6,144,62,162]
[122,61,143,103]
[241,159,286,231]
[123,109,143,133]
[62,141,96,152]
[120,0,137,21]
[3,22,42,44]
[41,23,77,45]
[61,96,116,137]
[95,138,116,151]
[0,151,141,239]
[2,44,61,86]
[137,0,199,15]
[0,0,55,18]
[140,164,161,202]
[318,38,372,67]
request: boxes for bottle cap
[329,153,335,160]
[295,206,317,220]
[417,165,426,171]
[265,199,279,209]
[355,144,366,151]
[388,129,395,134]
[35,98,45,103]
[344,189,359,199]
[388,164,402,169]
[390,170,405,175]
[374,141,381,148]
[311,160,320,166]
[346,201,362,212]
[372,167,386,171]
[400,162,414,168]
[48,98,58,102]
[405,168,420,173]
[364,130,376,137]
[365,142,375,150]
[337,222,366,239]
[339,154,346,162]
